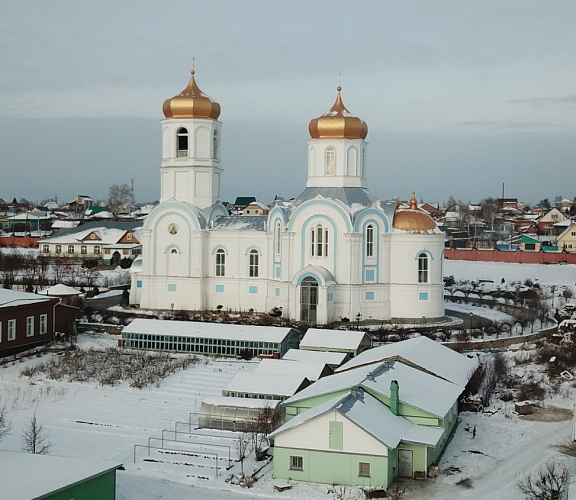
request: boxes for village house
[556,222,576,252]
[39,222,142,265]
[268,337,477,489]
[0,288,77,357]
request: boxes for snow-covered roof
[0,288,56,308]
[0,451,121,500]
[283,348,348,367]
[270,388,443,449]
[224,371,309,398]
[336,336,476,387]
[201,396,280,409]
[41,284,82,296]
[286,359,464,417]
[40,224,142,245]
[212,215,266,231]
[123,319,297,344]
[254,358,330,381]
[51,220,81,229]
[244,201,269,210]
[291,187,376,208]
[300,328,371,351]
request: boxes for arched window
[325,147,335,176]
[213,129,219,159]
[275,222,281,255]
[177,127,189,157]
[215,249,226,276]
[418,253,429,283]
[311,225,329,257]
[55,245,61,254]
[249,250,259,277]
[366,224,374,257]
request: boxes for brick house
[0,289,77,357]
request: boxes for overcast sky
[1,1,576,207]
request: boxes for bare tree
[0,399,11,443]
[248,406,281,457]
[108,183,134,217]
[21,412,52,454]
[236,433,250,475]
[517,459,570,500]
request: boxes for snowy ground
[444,260,576,287]
[1,260,576,499]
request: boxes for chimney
[390,380,399,416]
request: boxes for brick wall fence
[444,247,576,265]
[0,235,40,248]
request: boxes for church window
[249,250,259,277]
[418,253,429,283]
[366,224,374,257]
[216,249,226,277]
[311,225,329,257]
[213,129,219,159]
[177,127,189,157]
[325,148,335,176]
[275,222,281,255]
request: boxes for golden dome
[309,86,368,140]
[162,70,221,120]
[392,193,437,232]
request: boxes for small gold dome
[392,193,437,232]
[163,70,221,120]
[309,86,368,140]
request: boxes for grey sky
[1,1,575,206]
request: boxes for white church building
[129,69,445,324]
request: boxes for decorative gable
[83,231,102,241]
[117,231,140,244]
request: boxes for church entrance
[300,276,318,323]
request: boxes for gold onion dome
[309,86,368,140]
[393,193,437,232]
[162,70,221,120]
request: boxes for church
[129,69,445,324]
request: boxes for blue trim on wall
[365,291,375,300]
[137,280,142,288]
[248,286,258,294]
[168,284,177,292]
[149,208,196,275]
[414,248,434,260]
[287,199,353,233]
[215,284,224,293]
[299,214,338,278]
[211,245,229,256]
[419,292,429,301]
[244,245,262,256]
[361,218,380,283]
[353,208,390,233]
[296,271,325,286]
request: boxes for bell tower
[160,69,223,209]
[306,86,368,189]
